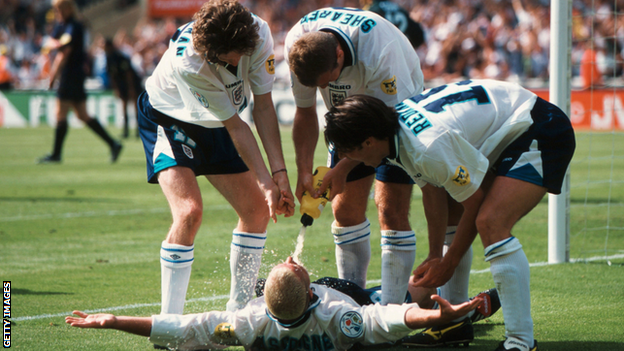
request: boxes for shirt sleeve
[419,132,489,203]
[247,18,275,96]
[150,313,229,350]
[364,39,419,105]
[336,303,416,347]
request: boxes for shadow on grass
[12,288,74,296]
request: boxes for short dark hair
[324,95,399,153]
[288,32,339,87]
[192,0,259,63]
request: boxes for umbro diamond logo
[169,254,181,260]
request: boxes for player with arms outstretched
[67,256,483,350]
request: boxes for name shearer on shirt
[3,281,10,348]
[300,9,377,33]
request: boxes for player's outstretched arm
[404,295,482,330]
[252,93,295,217]
[292,106,319,202]
[66,311,152,337]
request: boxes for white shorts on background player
[145,15,275,128]
[150,284,417,350]
[284,7,425,109]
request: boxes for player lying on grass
[67,256,483,350]
[323,79,576,351]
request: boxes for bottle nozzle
[300,213,314,227]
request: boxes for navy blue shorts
[137,91,248,184]
[328,148,414,184]
[494,97,576,194]
[57,71,87,102]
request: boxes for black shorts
[57,70,87,102]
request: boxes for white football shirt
[284,7,424,109]
[145,16,276,128]
[150,284,416,350]
[386,79,538,202]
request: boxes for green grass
[1,127,623,351]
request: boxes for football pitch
[1,127,623,350]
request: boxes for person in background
[38,0,122,164]
[103,38,143,138]
[0,45,16,90]
[360,0,425,49]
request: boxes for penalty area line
[0,205,231,222]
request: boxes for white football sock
[227,231,266,312]
[440,227,473,321]
[333,220,371,288]
[160,241,194,314]
[486,237,533,346]
[380,230,416,305]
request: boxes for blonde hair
[264,265,308,320]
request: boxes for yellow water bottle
[300,166,331,227]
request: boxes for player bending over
[323,79,576,351]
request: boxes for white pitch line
[13,253,624,322]
[13,294,229,322]
[0,205,231,222]
[469,253,624,274]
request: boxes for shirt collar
[388,132,400,161]
[318,27,355,68]
[266,293,321,328]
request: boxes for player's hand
[410,256,437,288]
[314,167,342,201]
[317,161,355,200]
[433,295,483,324]
[295,171,315,203]
[412,257,455,288]
[66,311,116,329]
[266,186,280,223]
[272,171,295,217]
[257,181,280,223]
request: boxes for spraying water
[292,226,306,264]
[295,166,331,264]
